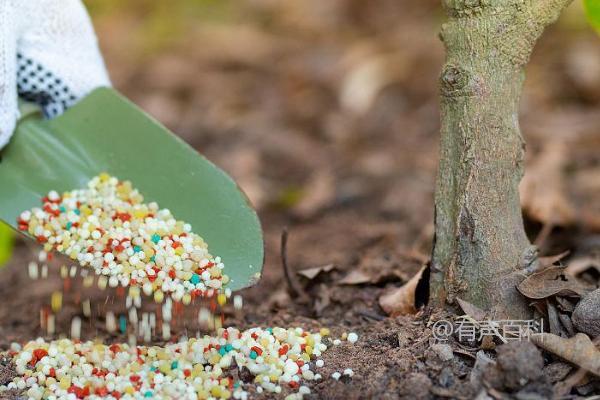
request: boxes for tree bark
[430,0,572,318]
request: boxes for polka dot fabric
[0,0,110,149]
[16,53,78,118]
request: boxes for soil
[1,0,600,399]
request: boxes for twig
[534,221,554,249]
[356,309,386,321]
[280,228,310,304]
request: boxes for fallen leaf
[555,296,576,312]
[339,269,371,285]
[543,361,573,383]
[456,298,487,321]
[340,50,410,115]
[517,266,593,300]
[378,266,425,316]
[520,140,575,226]
[339,238,423,285]
[565,257,600,277]
[538,250,571,269]
[531,333,600,377]
[297,264,336,280]
[547,300,568,337]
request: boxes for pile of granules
[0,327,359,399]
[8,174,362,399]
[17,174,228,303]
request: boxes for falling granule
[70,317,81,340]
[234,294,243,310]
[1,327,344,399]
[82,299,91,317]
[50,291,62,313]
[105,311,116,333]
[17,173,230,303]
[46,315,55,335]
[27,262,38,279]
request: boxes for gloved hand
[0,0,110,149]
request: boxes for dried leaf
[547,300,568,337]
[339,269,371,285]
[340,51,409,114]
[520,140,575,226]
[378,266,425,316]
[340,239,423,285]
[531,333,600,377]
[543,362,573,383]
[555,297,576,313]
[297,264,335,280]
[538,250,570,269]
[517,266,593,300]
[456,298,487,321]
[565,257,600,277]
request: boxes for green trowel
[0,87,264,291]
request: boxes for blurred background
[1,0,600,340]
[87,0,600,257]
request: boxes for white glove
[0,0,110,149]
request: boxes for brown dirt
[1,0,600,399]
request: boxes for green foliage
[0,222,14,267]
[584,0,600,32]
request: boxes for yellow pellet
[58,377,71,390]
[51,291,62,313]
[83,276,94,288]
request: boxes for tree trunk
[430,0,572,318]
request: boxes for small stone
[572,288,600,337]
[470,350,495,387]
[487,341,544,391]
[430,343,454,362]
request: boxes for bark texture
[430,0,572,318]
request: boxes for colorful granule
[17,174,228,303]
[0,326,354,400]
